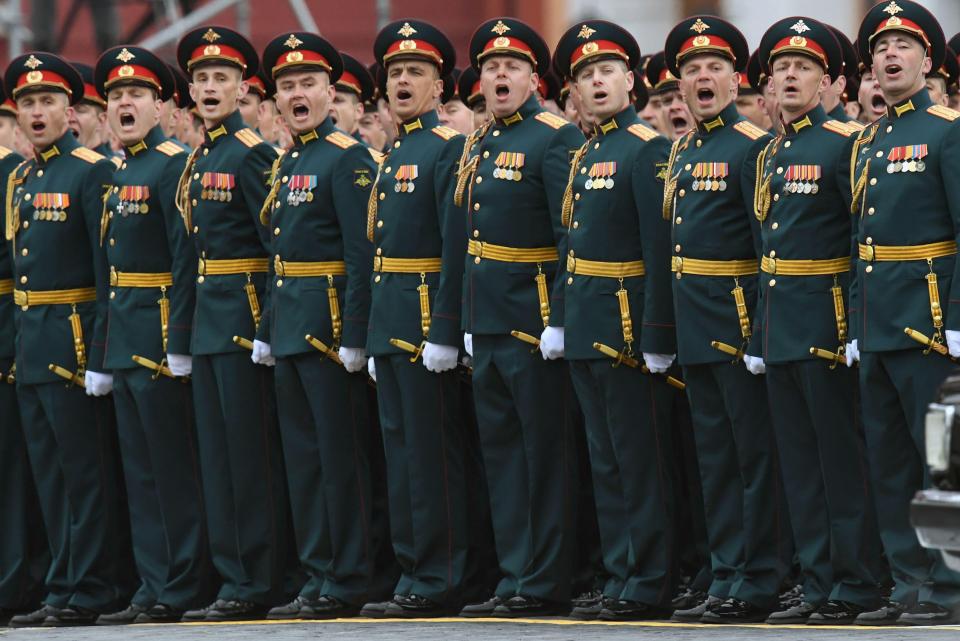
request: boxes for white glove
[251,340,276,367]
[643,353,675,373]
[845,339,860,367]
[463,333,473,357]
[539,326,565,360]
[744,355,766,375]
[339,347,367,373]
[84,370,114,396]
[422,342,458,373]
[167,353,192,377]
[367,356,377,382]
[947,330,960,358]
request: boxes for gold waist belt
[566,256,645,278]
[858,240,957,262]
[13,286,97,307]
[110,269,173,288]
[671,256,758,277]
[0,278,12,295]
[760,256,850,276]
[373,256,442,273]
[274,256,347,277]
[467,239,558,263]
[197,257,270,275]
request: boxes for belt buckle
[767,257,777,275]
[475,241,485,259]
[566,255,576,273]
[197,257,207,275]
[672,256,683,274]
[109,266,118,287]
[13,289,27,307]
[373,256,382,272]
[863,245,875,262]
[273,255,284,277]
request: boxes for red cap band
[188,43,247,71]
[569,39,629,74]
[478,36,536,66]
[14,70,72,98]
[271,49,332,76]
[770,35,828,68]
[105,64,162,93]
[384,39,443,67]
[677,35,735,65]
[337,71,362,94]
[870,16,931,51]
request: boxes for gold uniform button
[291,151,299,158]
[474,256,481,264]
[109,212,114,219]
[23,193,31,201]
[483,151,490,158]
[567,276,574,285]
[572,221,579,229]
[377,220,384,228]
[776,167,783,174]
[36,170,43,177]
[886,125,893,133]
[675,217,682,225]
[476,176,482,184]
[274,202,281,209]
[282,176,289,183]
[379,193,385,201]
[121,163,127,169]
[492,130,500,137]
[21,248,27,256]
[770,250,776,258]
[678,189,686,197]
[574,193,580,200]
[276,279,283,287]
[594,143,600,149]
[385,166,392,173]
[866,237,873,244]
[773,194,780,202]
[376,248,383,255]
[203,148,209,155]
[109,238,115,246]
[769,279,777,287]
[569,250,575,257]
[19,276,27,284]
[771,222,779,230]
[193,172,200,179]
[875,151,883,158]
[110,291,116,299]
[394,141,401,148]
[193,225,199,233]
[474,203,480,211]
[473,230,479,238]
[192,199,198,206]
[868,207,875,215]
[22,221,28,229]
[866,265,873,273]
[696,139,702,147]
[197,276,205,283]
[580,167,587,174]
[870,178,877,186]
[784,141,791,148]
[675,244,682,252]
[113,186,119,193]
[375,274,382,282]
[685,164,691,171]
[274,227,281,236]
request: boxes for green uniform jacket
[0,146,25,360]
[828,103,854,123]
[461,95,584,335]
[183,110,280,356]
[7,131,115,383]
[849,89,960,352]
[367,110,466,355]
[265,117,377,356]
[750,106,859,363]
[102,126,196,369]
[666,102,771,365]
[563,107,675,359]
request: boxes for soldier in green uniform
[748,17,885,625]
[4,52,134,627]
[824,26,859,123]
[255,31,394,620]
[0,88,48,626]
[457,17,584,617]
[174,26,293,622]
[926,46,958,107]
[330,52,374,145]
[661,16,793,623]
[848,0,960,625]
[360,20,472,617]
[645,52,694,142]
[552,20,678,621]
[90,45,214,625]
[70,63,117,159]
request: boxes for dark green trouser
[766,361,883,608]
[192,353,290,605]
[374,354,469,606]
[0,360,48,610]
[681,362,792,609]
[569,359,677,606]
[112,368,213,609]
[859,350,960,607]
[472,334,576,603]
[274,352,394,605]
[17,381,133,611]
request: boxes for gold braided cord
[175,147,201,232]
[5,160,29,241]
[259,154,284,226]
[561,141,589,228]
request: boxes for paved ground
[3,618,960,640]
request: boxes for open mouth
[119,113,135,127]
[202,97,219,108]
[329,111,338,124]
[495,84,509,98]
[783,84,798,97]
[696,88,715,103]
[292,104,309,118]
[671,116,688,130]
[871,94,886,110]
[885,63,902,76]
[396,89,412,101]
[31,121,45,133]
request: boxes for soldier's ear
[238,79,250,101]
[921,55,933,75]
[625,68,635,94]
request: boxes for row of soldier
[2,0,960,630]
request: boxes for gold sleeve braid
[175,147,201,232]
[259,154,284,226]
[455,120,492,207]
[561,141,590,228]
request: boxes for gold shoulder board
[368,148,385,164]
[0,145,12,160]
[235,128,266,148]
[822,120,855,137]
[156,141,185,157]
[534,112,568,130]
[732,121,767,140]
[72,147,106,164]
[928,105,960,122]
[627,123,658,141]
[326,131,359,149]
[432,125,459,141]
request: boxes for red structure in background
[7,0,548,71]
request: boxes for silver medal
[605,178,614,190]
